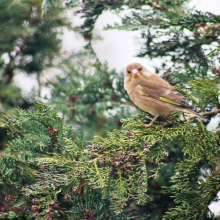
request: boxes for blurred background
[13,0,220,92]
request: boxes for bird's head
[125,63,144,80]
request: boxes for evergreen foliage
[0,0,220,219]
[46,61,131,139]
[0,0,70,215]
[0,0,68,84]
[0,0,69,146]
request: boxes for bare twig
[186,109,220,121]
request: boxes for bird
[124,62,208,127]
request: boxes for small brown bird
[124,63,208,126]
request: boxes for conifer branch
[1,1,220,219]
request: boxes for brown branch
[160,109,220,128]
[56,208,69,217]
[3,66,15,85]
[186,109,220,121]
[79,178,84,196]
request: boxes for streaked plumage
[124,62,207,126]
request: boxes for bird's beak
[132,69,139,77]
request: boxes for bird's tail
[179,108,208,122]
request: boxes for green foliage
[46,60,133,140]
[1,101,220,219]
[1,0,220,219]
[0,0,69,84]
[0,102,150,219]
[189,78,220,109]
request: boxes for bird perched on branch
[124,62,208,126]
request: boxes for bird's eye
[127,70,131,74]
[138,67,142,71]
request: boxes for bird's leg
[161,114,172,121]
[140,115,159,127]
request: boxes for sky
[14,0,220,91]
[12,0,220,215]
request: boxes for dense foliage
[0,0,220,219]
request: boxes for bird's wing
[139,76,195,110]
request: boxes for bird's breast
[126,84,175,116]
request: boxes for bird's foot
[161,114,172,121]
[140,115,159,127]
[140,122,151,127]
